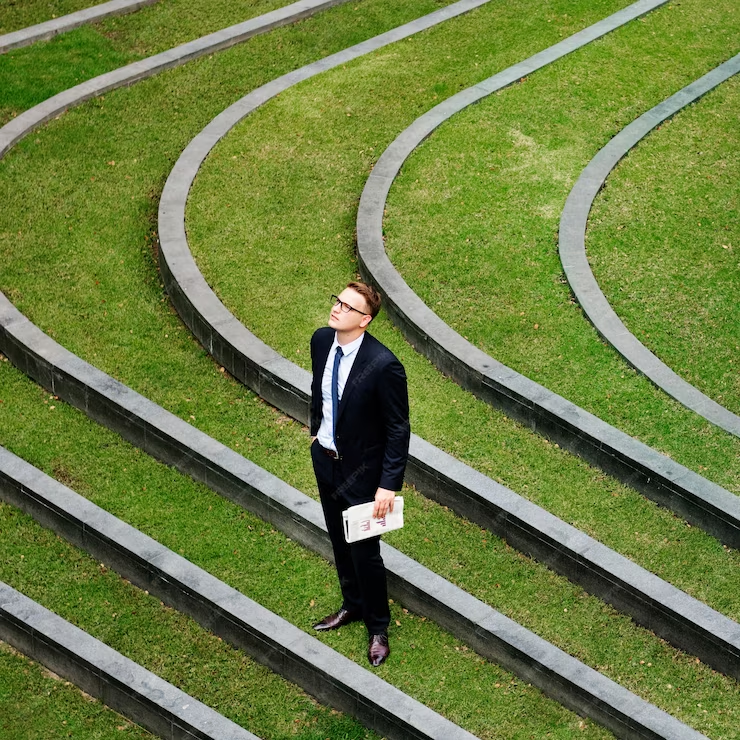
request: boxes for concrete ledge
[158,225,740,680]
[0,303,709,739]
[353,1,740,549]
[155,0,740,684]
[0,446,475,740]
[0,0,159,54]
[0,581,261,740]
[0,0,356,157]
[559,54,740,438]
[0,0,722,734]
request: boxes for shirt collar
[332,331,365,358]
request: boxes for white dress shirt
[316,332,365,452]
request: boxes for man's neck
[336,328,365,346]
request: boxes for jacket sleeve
[309,329,323,436]
[377,357,410,491]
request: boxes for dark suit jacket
[310,326,410,504]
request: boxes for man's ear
[360,314,373,328]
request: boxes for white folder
[342,496,404,543]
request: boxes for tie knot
[335,346,343,358]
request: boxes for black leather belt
[321,446,340,460]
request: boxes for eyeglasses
[331,294,368,316]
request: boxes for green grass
[380,1,740,470]
[0,1,627,736]
[0,26,132,124]
[0,358,611,740]
[0,0,301,125]
[185,0,740,607]
[0,0,106,36]
[1,0,740,736]
[0,495,380,740]
[587,75,740,414]
[0,641,153,740]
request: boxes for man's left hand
[373,487,396,519]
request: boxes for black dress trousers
[311,440,390,635]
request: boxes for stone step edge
[0,302,706,740]
[559,53,740,438]
[0,0,160,54]
[0,581,261,740]
[354,0,740,549]
[154,0,740,682]
[0,445,476,740]
[0,0,356,157]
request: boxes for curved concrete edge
[0,581,261,740]
[152,0,740,684]
[157,0,494,419]
[354,0,740,549]
[559,54,740,438]
[0,0,355,158]
[0,445,475,740]
[0,0,159,54]
[158,233,740,684]
[0,298,709,740]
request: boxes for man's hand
[373,487,396,519]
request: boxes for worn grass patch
[587,75,740,413]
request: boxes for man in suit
[310,281,410,667]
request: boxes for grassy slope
[587,75,740,413]
[180,0,740,733]
[381,1,740,474]
[0,0,106,36]
[184,0,740,613]
[0,474,378,740]
[0,641,152,739]
[0,0,295,125]
[0,1,625,737]
[0,340,608,739]
[0,0,738,736]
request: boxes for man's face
[329,288,371,332]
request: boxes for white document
[342,496,404,543]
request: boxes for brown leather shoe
[368,633,390,667]
[312,608,360,632]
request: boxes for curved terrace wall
[0,1,736,736]
[0,0,160,54]
[0,580,262,740]
[353,3,740,548]
[1,287,707,739]
[0,1,723,735]
[558,53,740,438]
[156,0,740,690]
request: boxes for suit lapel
[336,334,375,425]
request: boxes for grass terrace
[1,0,740,736]
[587,75,740,414]
[0,0,106,36]
[185,0,740,607]
[0,0,306,125]
[379,2,740,468]
[0,340,611,739]
[1,641,152,739]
